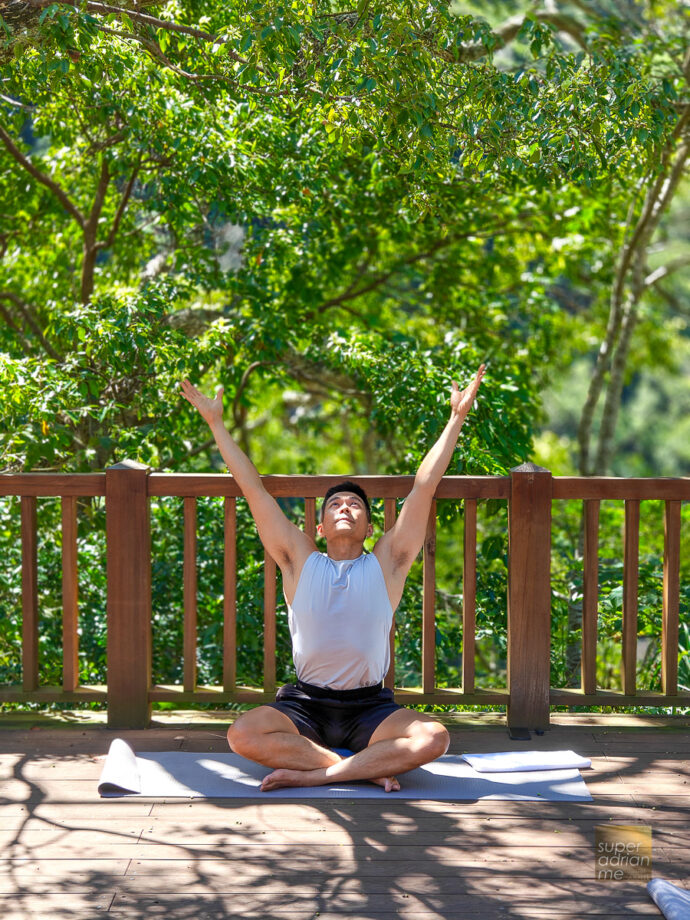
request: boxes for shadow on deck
[0,712,688,919]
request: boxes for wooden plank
[507,464,552,729]
[581,500,599,695]
[622,500,639,696]
[0,894,115,916]
[70,841,675,869]
[101,897,670,920]
[223,498,237,691]
[663,500,681,695]
[103,888,676,915]
[462,499,476,695]
[144,796,687,820]
[126,825,672,848]
[183,497,197,693]
[148,684,270,703]
[147,473,510,500]
[384,498,397,690]
[553,477,690,501]
[119,817,690,847]
[21,496,39,692]
[108,872,686,894]
[61,497,79,693]
[105,461,152,729]
[263,551,277,693]
[550,689,690,706]
[145,685,510,705]
[0,473,105,497]
[5,472,688,501]
[422,502,436,694]
[0,685,107,703]
[304,497,316,540]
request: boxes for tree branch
[0,124,85,227]
[0,290,62,360]
[308,217,534,317]
[80,156,111,303]
[643,254,690,291]
[578,109,690,474]
[94,22,293,96]
[446,8,588,63]
[79,0,247,62]
[656,284,687,316]
[232,361,265,432]
[0,93,33,111]
[0,301,32,355]
[96,155,142,251]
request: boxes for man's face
[317,492,373,542]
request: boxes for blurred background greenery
[1,0,688,713]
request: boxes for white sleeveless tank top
[286,551,393,690]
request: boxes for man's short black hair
[320,481,371,522]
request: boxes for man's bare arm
[374,365,486,602]
[181,379,315,577]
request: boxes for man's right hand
[181,379,224,428]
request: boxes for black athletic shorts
[266,680,402,753]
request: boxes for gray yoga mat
[648,880,690,920]
[98,739,593,801]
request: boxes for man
[181,364,485,792]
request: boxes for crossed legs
[227,705,450,792]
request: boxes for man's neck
[325,538,366,561]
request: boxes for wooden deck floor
[0,711,688,919]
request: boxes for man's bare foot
[260,768,311,792]
[260,768,400,793]
[372,775,400,792]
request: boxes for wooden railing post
[106,460,152,729]
[507,463,552,732]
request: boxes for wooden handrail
[1,466,688,729]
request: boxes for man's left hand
[450,364,486,420]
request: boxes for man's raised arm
[180,379,314,578]
[373,366,486,599]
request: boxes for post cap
[510,462,551,474]
[107,460,150,472]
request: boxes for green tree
[2,0,687,709]
[1,0,677,475]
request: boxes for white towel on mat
[461,750,591,773]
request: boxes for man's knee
[415,721,450,759]
[227,712,254,757]
[227,706,296,758]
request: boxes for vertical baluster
[264,551,277,694]
[61,496,79,692]
[663,500,681,696]
[183,496,197,692]
[223,497,237,691]
[305,497,316,541]
[622,499,640,696]
[21,496,38,692]
[422,500,436,695]
[384,498,397,690]
[582,500,599,695]
[462,499,477,695]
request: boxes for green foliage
[1,0,688,712]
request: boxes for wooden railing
[1,461,688,729]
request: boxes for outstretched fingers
[180,379,225,426]
[450,364,486,416]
